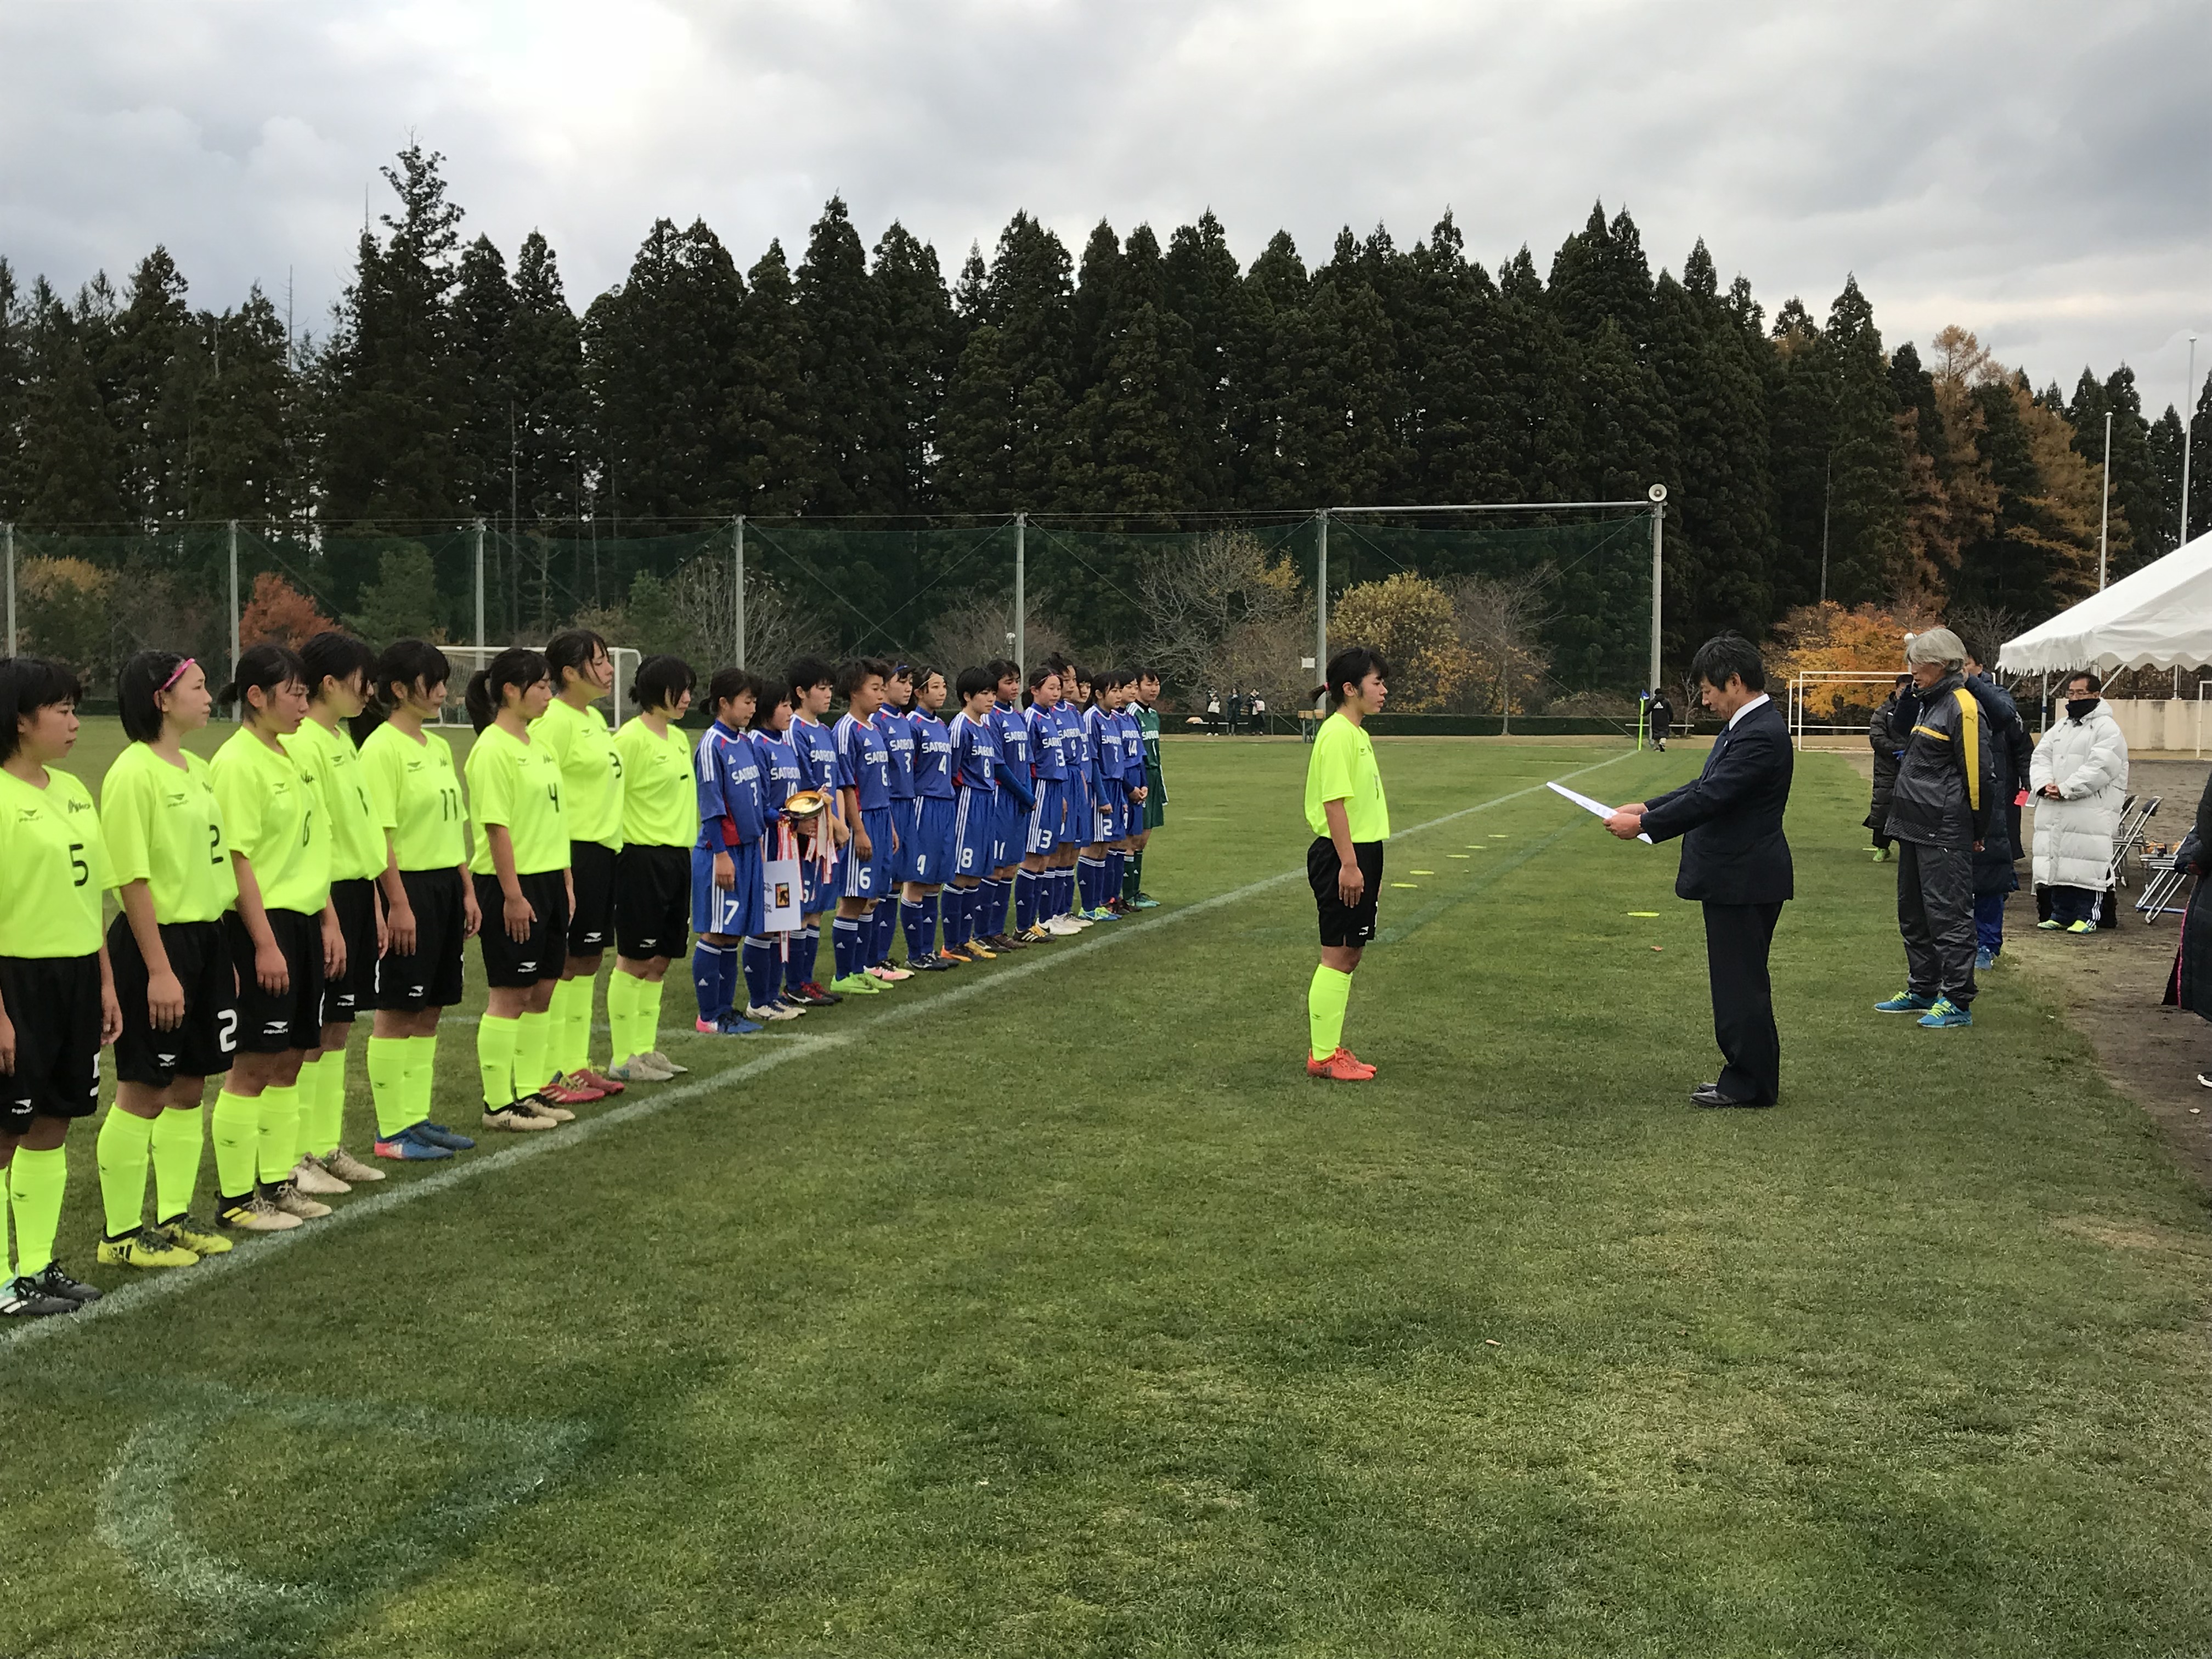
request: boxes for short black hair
[117,650,193,744]
[301,629,377,701]
[986,658,1019,686]
[1318,645,1389,707]
[1689,633,1765,693]
[787,656,836,701]
[0,657,83,764]
[956,665,996,701]
[631,654,695,714]
[707,667,757,713]
[747,679,792,730]
[376,639,453,709]
[2066,670,2103,694]
[836,657,891,699]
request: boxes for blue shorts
[843,807,894,900]
[991,793,1023,870]
[905,795,958,884]
[885,794,918,879]
[1090,786,1124,844]
[953,789,996,878]
[1065,769,1094,840]
[1026,779,1070,856]
[691,842,763,938]
[802,840,841,916]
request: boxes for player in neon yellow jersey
[0,658,122,1317]
[532,630,627,1104]
[465,648,573,1132]
[284,630,390,1195]
[209,644,343,1230]
[1303,646,1391,1083]
[607,654,698,1082]
[94,652,238,1271]
[359,640,480,1161]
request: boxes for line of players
[0,638,1168,1317]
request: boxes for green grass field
[3,730,2208,1657]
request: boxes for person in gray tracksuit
[1877,627,1999,1025]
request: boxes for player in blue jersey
[690,669,768,1037]
[982,659,1033,951]
[943,667,1005,962]
[1019,664,1077,943]
[1053,662,1094,927]
[783,657,845,1007]
[743,678,809,1023]
[1081,670,1128,921]
[830,658,902,995]
[898,667,958,970]
[870,663,919,975]
[1109,670,1152,913]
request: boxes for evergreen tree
[0,259,25,518]
[1400,212,1514,505]
[2148,404,2186,550]
[970,212,1076,505]
[1232,230,1309,507]
[1547,202,1654,351]
[936,320,1014,509]
[188,289,303,528]
[15,280,125,526]
[103,248,193,524]
[794,196,894,514]
[450,233,515,521]
[733,240,809,515]
[1070,220,1122,394]
[871,222,957,512]
[1160,212,1246,510]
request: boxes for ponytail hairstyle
[630,654,696,716]
[0,657,83,765]
[218,642,308,724]
[913,665,946,710]
[1026,663,1059,696]
[545,629,610,698]
[301,629,377,708]
[706,666,757,720]
[464,647,549,733]
[360,639,453,742]
[117,650,196,744]
[1314,645,1390,708]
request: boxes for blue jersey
[752,728,803,817]
[875,707,918,800]
[835,711,893,812]
[693,720,767,848]
[987,701,1030,786]
[949,712,1000,794]
[911,710,956,799]
[1114,709,1147,787]
[790,715,840,797]
[1058,702,1092,787]
[1025,702,1068,782]
[1085,705,1125,793]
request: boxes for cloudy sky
[4,0,2207,409]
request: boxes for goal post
[436,644,645,729]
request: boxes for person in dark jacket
[2160,768,2212,1086]
[1865,673,1916,860]
[1607,634,1793,1109]
[1647,689,1674,752]
[1963,655,2034,969]
[1876,627,1999,1028]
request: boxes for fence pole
[3,522,13,658]
[1014,512,1026,674]
[1648,493,1665,701]
[1314,510,1329,712]
[2100,410,2112,590]
[473,519,486,653]
[227,520,240,718]
[733,515,746,669]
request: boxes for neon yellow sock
[368,1035,412,1137]
[574,973,600,1073]
[257,1082,302,1184]
[477,1015,521,1109]
[150,1104,205,1224]
[514,1009,552,1097]
[1307,964,1353,1062]
[307,1046,348,1154]
[212,1089,261,1201]
[407,1034,439,1124]
[8,1146,67,1278]
[639,977,666,1051]
[606,971,640,1064]
[96,1107,156,1237]
[550,977,590,1076]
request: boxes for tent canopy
[1999,530,2212,676]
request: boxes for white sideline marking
[4,749,1641,1351]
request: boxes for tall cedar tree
[1160,212,1246,510]
[733,240,808,515]
[795,197,894,515]
[871,223,960,512]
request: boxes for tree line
[1,141,2205,679]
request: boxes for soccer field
[3,733,2208,1657]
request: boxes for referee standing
[1304,646,1390,1081]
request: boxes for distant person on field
[1864,672,1915,862]
[1963,654,2034,968]
[1875,628,1997,1028]
[2030,672,2128,934]
[2158,765,2212,1085]
[1303,647,1390,1082]
[1647,689,1673,752]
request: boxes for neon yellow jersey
[1304,713,1389,842]
[211,725,331,916]
[98,744,235,924]
[614,717,695,849]
[284,716,385,882]
[467,723,568,876]
[532,697,623,849]
[360,721,466,872]
[0,766,112,957]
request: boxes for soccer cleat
[18,1261,101,1302]
[695,1017,724,1035]
[866,963,913,982]
[985,932,1024,950]
[289,1155,351,1195]
[219,1193,303,1232]
[830,973,884,996]
[791,981,843,1006]
[482,1103,556,1132]
[2198,1071,2212,1090]
[159,1218,233,1256]
[610,1053,676,1082]
[573,1066,627,1096]
[375,1127,454,1160]
[1045,916,1084,936]
[1974,946,1996,972]
[962,940,998,960]
[1131,893,1160,909]
[98,1227,200,1269]
[414,1121,476,1150]
[2066,919,2096,935]
[267,1183,332,1220]
[520,1092,576,1122]
[708,1012,765,1036]
[1081,906,1118,922]
[768,997,809,1017]
[2,1280,78,1318]
[322,1144,386,1183]
[936,945,972,964]
[542,1073,607,1105]
[1870,847,1891,862]
[1306,1048,1375,1081]
[906,952,952,971]
[1335,1047,1378,1076]
[744,1003,799,1024]
[1917,997,1972,1028]
[2036,918,2063,930]
[1874,991,1937,1013]
[643,1051,689,1075]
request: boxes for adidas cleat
[643,1050,688,1074]
[97,1227,200,1269]
[267,1183,332,1220]
[414,1122,477,1150]
[323,1144,386,1183]
[1,1280,77,1318]
[19,1262,101,1302]
[482,1103,556,1132]
[218,1193,303,1232]
[375,1127,454,1160]
[157,1218,232,1256]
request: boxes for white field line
[4,748,1642,1351]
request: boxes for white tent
[1999,530,2212,675]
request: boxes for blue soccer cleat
[1917,998,1972,1028]
[713,1012,764,1035]
[375,1127,454,1161]
[1874,991,1937,1013]
[414,1122,477,1151]
[1974,946,1996,971]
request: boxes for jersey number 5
[68,841,88,887]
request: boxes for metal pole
[3,522,13,658]
[733,516,746,668]
[1648,495,1664,698]
[2183,334,2198,547]
[472,519,486,656]
[1819,450,1831,604]
[2100,409,2112,589]
[1315,510,1329,708]
[227,520,240,718]
[1013,512,1026,674]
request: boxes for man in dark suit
[1606,634,1794,1108]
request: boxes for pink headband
[159,657,196,693]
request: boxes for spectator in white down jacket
[2030,672,2129,932]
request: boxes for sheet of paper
[1547,779,1654,843]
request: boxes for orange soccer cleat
[1305,1047,1376,1081]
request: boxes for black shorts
[476,870,569,989]
[225,908,328,1054]
[567,840,617,956]
[0,953,103,1133]
[109,916,238,1087]
[324,878,381,1023]
[614,843,691,961]
[1309,837,1385,949]
[376,867,469,1012]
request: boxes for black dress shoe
[1691,1084,1770,1109]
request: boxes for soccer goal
[436,645,646,728]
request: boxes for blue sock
[787,926,812,992]
[999,876,1017,935]
[1108,850,1125,899]
[978,878,1000,938]
[1017,870,1039,930]
[832,917,861,980]
[875,901,898,965]
[901,899,929,960]
[742,939,775,1010]
[1061,869,1077,917]
[691,941,730,1022]
[947,888,970,947]
[1079,856,1102,910]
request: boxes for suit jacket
[1640,697,1794,905]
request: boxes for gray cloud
[2,0,2205,403]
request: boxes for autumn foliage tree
[238,572,335,651]
[1765,600,1933,718]
[1328,573,1470,712]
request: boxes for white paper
[1547,779,1654,843]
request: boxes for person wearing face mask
[2029,672,2129,934]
